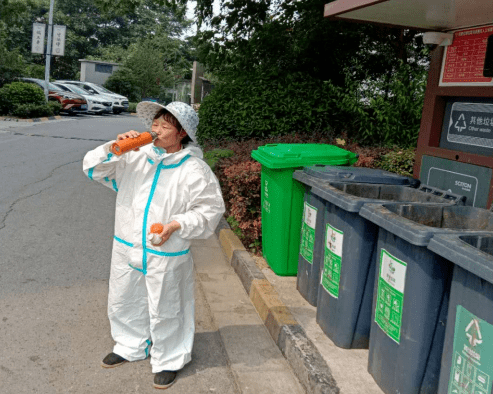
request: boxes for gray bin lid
[292,175,465,213]
[303,165,419,186]
[359,203,493,246]
[427,232,493,284]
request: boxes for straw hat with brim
[137,101,199,143]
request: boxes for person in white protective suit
[82,101,225,389]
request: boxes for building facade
[79,59,120,85]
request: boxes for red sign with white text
[442,26,493,84]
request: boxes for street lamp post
[43,0,55,100]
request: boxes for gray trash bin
[293,166,418,307]
[359,203,493,394]
[303,182,464,350]
[427,232,493,394]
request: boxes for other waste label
[300,202,317,264]
[448,305,493,394]
[321,223,343,298]
[375,249,407,344]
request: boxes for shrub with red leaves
[221,160,262,252]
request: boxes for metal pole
[43,0,55,100]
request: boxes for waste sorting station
[250,1,493,393]
[324,1,493,393]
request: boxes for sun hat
[137,101,199,143]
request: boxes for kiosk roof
[324,0,493,32]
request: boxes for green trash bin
[251,143,358,276]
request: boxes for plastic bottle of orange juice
[111,131,158,156]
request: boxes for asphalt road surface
[0,114,284,394]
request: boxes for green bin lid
[251,143,358,169]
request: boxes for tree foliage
[0,0,193,81]
[104,32,192,101]
[190,0,429,146]
[0,43,25,87]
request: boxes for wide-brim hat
[137,101,199,143]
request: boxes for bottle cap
[148,233,162,245]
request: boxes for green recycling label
[448,305,493,394]
[375,249,407,344]
[300,202,317,264]
[321,223,343,298]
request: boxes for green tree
[0,45,25,87]
[104,67,140,101]
[122,38,176,99]
[0,23,26,87]
[0,0,192,80]
[105,31,193,100]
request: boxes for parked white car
[55,80,120,113]
[53,83,113,114]
[93,84,129,113]
[56,80,129,114]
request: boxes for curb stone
[0,115,63,122]
[216,221,340,394]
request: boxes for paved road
[0,114,304,394]
[0,114,147,295]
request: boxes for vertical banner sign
[52,25,66,56]
[448,306,493,394]
[321,223,343,298]
[300,202,317,264]
[375,249,407,343]
[32,23,45,54]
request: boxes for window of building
[95,64,113,74]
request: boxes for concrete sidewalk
[215,218,384,394]
[191,235,305,394]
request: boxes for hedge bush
[197,72,337,144]
[48,101,62,115]
[203,148,234,171]
[11,103,55,118]
[0,82,47,116]
[125,102,138,113]
[375,148,416,177]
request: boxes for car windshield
[41,81,64,91]
[94,84,113,94]
[67,85,91,95]
[53,83,70,92]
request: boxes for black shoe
[101,352,127,368]
[153,370,177,390]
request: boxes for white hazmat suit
[83,138,225,373]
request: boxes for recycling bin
[295,180,464,350]
[251,144,358,276]
[359,203,493,394]
[427,232,493,394]
[293,166,419,307]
